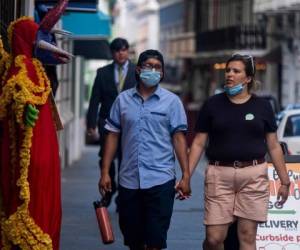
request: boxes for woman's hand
[277,184,290,206]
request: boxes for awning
[193,49,267,64]
[62,11,112,59]
[261,46,282,63]
[35,0,99,12]
[62,11,111,38]
[73,39,112,60]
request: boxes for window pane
[284,115,300,136]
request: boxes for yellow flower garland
[0,36,9,78]
[0,33,12,250]
[0,17,53,250]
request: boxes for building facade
[158,0,187,92]
[192,0,267,105]
[114,0,159,59]
[254,0,300,106]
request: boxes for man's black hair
[110,37,129,52]
[135,49,164,82]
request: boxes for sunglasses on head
[231,53,255,74]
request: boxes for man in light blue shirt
[99,50,191,250]
[87,38,137,208]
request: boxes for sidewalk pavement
[60,146,206,250]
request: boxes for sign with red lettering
[256,163,300,249]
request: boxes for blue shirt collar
[132,85,162,100]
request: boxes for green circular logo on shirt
[245,113,254,120]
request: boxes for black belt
[208,158,265,168]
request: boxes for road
[60,146,207,250]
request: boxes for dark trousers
[118,180,176,249]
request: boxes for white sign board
[256,164,300,249]
[254,0,300,13]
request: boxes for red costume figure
[0,1,71,249]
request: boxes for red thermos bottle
[93,198,115,244]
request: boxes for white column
[147,0,159,50]
[71,56,84,162]
[282,42,296,106]
[23,0,35,17]
[293,39,300,103]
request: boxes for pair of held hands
[99,174,192,200]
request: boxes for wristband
[281,182,290,187]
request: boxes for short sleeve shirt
[195,93,277,161]
[105,86,188,189]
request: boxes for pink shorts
[204,162,269,225]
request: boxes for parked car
[276,103,300,123]
[259,94,281,115]
[282,103,300,110]
[277,109,300,155]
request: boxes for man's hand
[175,176,191,200]
[277,184,289,206]
[25,104,39,127]
[98,173,112,196]
[87,128,97,138]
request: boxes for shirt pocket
[147,111,169,133]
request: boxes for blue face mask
[224,83,244,96]
[140,69,161,87]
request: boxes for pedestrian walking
[87,38,137,207]
[99,49,191,250]
[188,54,290,250]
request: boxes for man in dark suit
[87,38,137,207]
